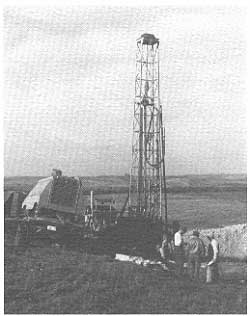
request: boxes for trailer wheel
[14,223,29,248]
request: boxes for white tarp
[115,253,170,271]
[22,176,53,210]
[115,254,207,271]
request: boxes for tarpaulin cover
[22,177,53,209]
[4,191,14,216]
[22,176,82,213]
[5,191,27,217]
[4,191,14,203]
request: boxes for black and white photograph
[3,3,247,314]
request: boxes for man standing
[187,231,205,281]
[156,235,168,263]
[206,233,219,283]
[174,227,186,277]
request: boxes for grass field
[95,190,246,229]
[4,246,246,314]
[4,174,247,313]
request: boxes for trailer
[5,169,121,247]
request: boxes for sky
[4,6,246,176]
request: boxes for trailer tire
[14,222,29,248]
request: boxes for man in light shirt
[206,233,219,283]
[174,227,186,277]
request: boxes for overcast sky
[4,6,246,176]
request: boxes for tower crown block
[138,33,159,46]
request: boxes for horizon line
[4,172,247,178]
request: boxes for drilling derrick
[129,33,167,228]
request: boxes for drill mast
[129,34,167,227]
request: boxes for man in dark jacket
[187,231,205,280]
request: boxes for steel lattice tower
[129,34,167,227]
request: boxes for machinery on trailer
[6,169,120,246]
[84,194,118,232]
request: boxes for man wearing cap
[174,227,186,277]
[187,231,205,281]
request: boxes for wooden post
[90,191,94,214]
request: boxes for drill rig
[129,34,168,232]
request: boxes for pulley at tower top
[137,33,159,46]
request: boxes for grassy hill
[4,173,247,194]
[4,174,247,229]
